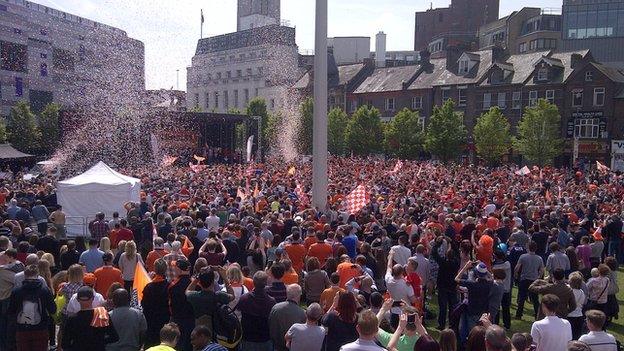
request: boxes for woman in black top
[321,291,359,351]
[141,259,171,348]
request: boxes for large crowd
[0,157,622,351]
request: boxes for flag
[245,164,255,178]
[253,182,260,197]
[189,162,206,173]
[162,155,177,167]
[385,202,395,215]
[344,184,370,215]
[416,165,423,177]
[390,160,403,174]
[545,190,552,202]
[514,166,531,176]
[201,9,204,24]
[287,166,296,176]
[132,261,151,304]
[181,236,193,257]
[237,187,247,201]
[193,154,206,164]
[295,182,309,205]
[597,160,610,173]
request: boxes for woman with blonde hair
[99,236,112,254]
[118,240,144,291]
[113,240,127,266]
[225,264,248,317]
[40,252,58,275]
[37,259,53,290]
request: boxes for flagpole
[200,9,204,39]
[312,0,328,210]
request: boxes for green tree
[513,99,564,166]
[345,105,384,155]
[424,99,467,162]
[227,107,242,114]
[0,120,6,144]
[265,112,283,148]
[473,106,511,166]
[296,97,314,155]
[246,97,269,154]
[7,100,41,153]
[384,108,424,159]
[328,108,348,155]
[38,103,61,155]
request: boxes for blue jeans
[240,340,273,351]
[459,312,480,343]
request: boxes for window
[537,68,548,81]
[594,87,605,106]
[214,92,219,108]
[1,41,28,72]
[498,92,506,108]
[412,96,422,110]
[483,93,492,109]
[40,29,47,36]
[513,91,521,109]
[15,77,23,97]
[529,90,538,106]
[254,88,259,97]
[546,90,555,103]
[385,98,395,111]
[40,53,47,59]
[585,71,593,81]
[205,92,210,108]
[459,60,469,74]
[224,91,229,108]
[441,88,450,102]
[217,72,222,79]
[458,88,467,106]
[519,42,527,53]
[257,67,263,75]
[244,89,249,104]
[236,70,242,77]
[13,28,22,34]
[226,71,231,79]
[572,90,583,107]
[574,118,600,138]
[234,90,239,108]
[329,95,336,105]
[194,93,199,107]
[246,68,252,76]
[40,63,47,77]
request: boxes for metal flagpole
[200,9,204,39]
[312,0,328,210]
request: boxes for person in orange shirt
[319,272,345,311]
[303,228,318,251]
[146,238,168,273]
[486,213,500,231]
[307,232,333,268]
[336,255,360,289]
[284,232,306,273]
[93,252,123,296]
[109,223,120,250]
[281,259,299,285]
[472,228,494,268]
[241,266,255,291]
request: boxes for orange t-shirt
[307,242,333,267]
[146,249,167,273]
[285,243,306,272]
[243,276,255,292]
[319,286,345,311]
[476,234,494,268]
[93,266,124,296]
[109,230,119,249]
[303,236,318,251]
[337,261,359,289]
[282,270,299,285]
[486,217,500,230]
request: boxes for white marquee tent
[57,162,141,236]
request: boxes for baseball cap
[77,286,94,301]
[175,259,190,271]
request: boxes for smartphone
[392,301,403,307]
[407,313,417,324]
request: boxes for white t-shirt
[530,316,572,351]
[568,288,585,318]
[384,273,414,315]
[390,245,411,266]
[66,292,106,315]
[205,215,220,230]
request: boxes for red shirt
[115,228,134,246]
[406,272,422,297]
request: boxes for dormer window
[537,68,548,81]
[457,53,479,76]
[459,59,470,74]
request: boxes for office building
[237,0,280,31]
[414,0,499,55]
[328,36,370,65]
[0,0,145,116]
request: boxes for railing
[63,216,87,238]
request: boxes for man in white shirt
[579,310,617,351]
[385,255,415,329]
[340,310,385,351]
[530,294,572,351]
[389,234,411,266]
[413,245,430,289]
[205,209,220,232]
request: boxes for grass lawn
[423,268,624,340]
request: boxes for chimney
[571,53,583,68]
[419,50,431,66]
[445,45,462,72]
[375,31,387,68]
[491,45,505,63]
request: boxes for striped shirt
[578,331,617,351]
[340,339,386,351]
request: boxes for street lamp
[312,0,328,210]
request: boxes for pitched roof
[293,70,311,89]
[591,62,624,83]
[0,144,33,159]
[550,50,590,82]
[433,49,493,86]
[293,62,368,90]
[353,65,419,93]
[408,58,448,90]
[505,51,549,85]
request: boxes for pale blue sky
[34,0,563,90]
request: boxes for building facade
[561,0,624,67]
[0,0,145,116]
[328,37,370,65]
[347,47,624,165]
[237,0,280,31]
[414,0,499,55]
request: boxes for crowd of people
[0,157,622,351]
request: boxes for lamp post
[312,0,328,210]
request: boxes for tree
[296,97,314,155]
[246,97,269,154]
[345,105,384,155]
[265,112,283,148]
[38,103,61,155]
[384,108,424,159]
[328,108,348,155]
[424,99,467,162]
[513,99,564,166]
[0,120,6,144]
[473,106,511,166]
[7,100,41,153]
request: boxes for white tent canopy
[57,162,141,236]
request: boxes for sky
[34,0,564,90]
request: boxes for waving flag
[295,182,309,205]
[597,161,610,173]
[287,166,296,176]
[237,187,247,201]
[193,154,206,164]
[515,166,531,176]
[132,261,151,305]
[189,162,206,173]
[344,184,370,215]
[162,155,177,167]
[390,160,404,174]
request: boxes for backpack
[212,302,242,349]
[17,293,42,326]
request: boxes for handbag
[585,278,609,312]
